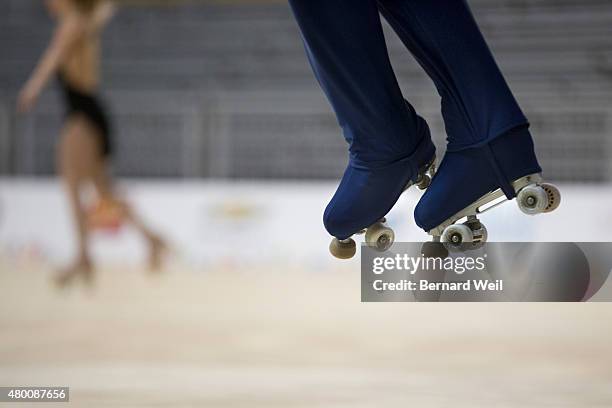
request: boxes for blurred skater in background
[17,0,165,286]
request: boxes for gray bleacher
[1,0,611,181]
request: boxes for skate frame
[427,173,543,237]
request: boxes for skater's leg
[91,155,166,271]
[55,117,96,286]
[377,0,529,150]
[289,0,435,239]
[377,0,544,232]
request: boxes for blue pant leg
[289,0,435,239]
[377,0,528,148]
[377,0,542,231]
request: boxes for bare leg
[88,129,166,271]
[122,204,166,271]
[90,157,114,201]
[55,117,97,286]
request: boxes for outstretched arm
[91,1,116,32]
[17,14,85,113]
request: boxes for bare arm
[17,14,85,112]
[91,1,116,32]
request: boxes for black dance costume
[57,72,113,157]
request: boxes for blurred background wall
[1,0,612,182]
[3,3,612,404]
[1,0,612,267]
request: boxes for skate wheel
[365,223,395,252]
[464,220,488,244]
[429,162,437,178]
[469,223,488,250]
[441,224,474,249]
[329,238,356,259]
[517,185,548,215]
[475,223,488,244]
[417,174,431,190]
[540,183,561,213]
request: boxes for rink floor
[1,262,612,407]
[1,180,612,406]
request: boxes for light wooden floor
[1,260,611,407]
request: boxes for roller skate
[416,127,560,253]
[327,136,436,259]
[427,174,560,252]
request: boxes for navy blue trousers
[289,0,541,236]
